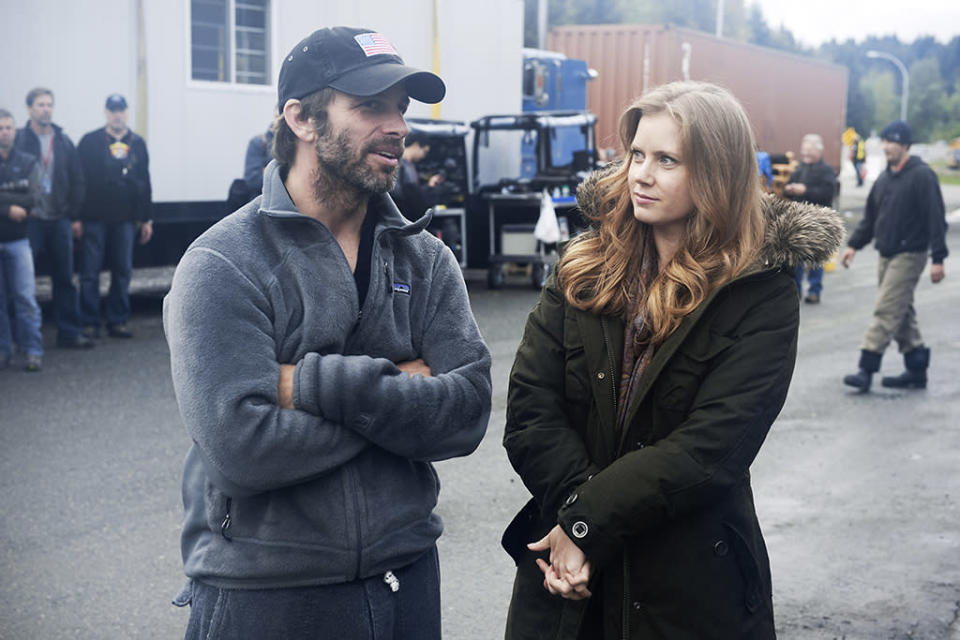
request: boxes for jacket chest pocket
[655,333,736,415]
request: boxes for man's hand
[278,363,295,409]
[930,263,945,283]
[397,358,432,377]
[841,247,856,268]
[783,183,806,197]
[8,204,27,222]
[71,220,83,239]
[139,220,153,245]
[529,525,592,600]
[427,174,445,188]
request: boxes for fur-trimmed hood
[575,163,846,269]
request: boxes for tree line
[526,0,960,142]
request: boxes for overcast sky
[750,0,959,46]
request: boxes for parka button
[596,371,605,380]
[565,492,578,506]
[713,540,729,556]
[632,601,643,611]
[571,521,589,538]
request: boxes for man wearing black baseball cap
[841,119,948,392]
[165,27,491,639]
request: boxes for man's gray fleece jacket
[163,161,492,589]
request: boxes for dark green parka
[503,175,844,640]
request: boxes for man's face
[28,94,54,127]
[313,85,410,195]
[0,117,16,151]
[882,139,909,166]
[106,108,128,133]
[800,140,822,165]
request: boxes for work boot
[107,323,134,339]
[24,354,42,372]
[57,333,95,349]
[882,347,929,389]
[843,350,882,392]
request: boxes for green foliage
[859,70,898,133]
[908,58,949,141]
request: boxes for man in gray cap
[164,27,491,639]
[841,120,948,392]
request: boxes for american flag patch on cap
[354,33,398,57]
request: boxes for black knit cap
[880,120,912,146]
[277,27,445,107]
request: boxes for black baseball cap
[278,27,445,107]
[105,94,128,111]
[880,120,912,146]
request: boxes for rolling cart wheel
[487,265,504,289]
[531,262,550,289]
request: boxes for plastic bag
[534,189,560,244]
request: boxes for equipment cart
[405,118,471,266]
[468,111,598,288]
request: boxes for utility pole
[538,0,547,49]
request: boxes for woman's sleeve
[503,272,601,515]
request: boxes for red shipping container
[548,24,848,171]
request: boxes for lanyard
[41,134,54,169]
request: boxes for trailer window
[191,0,271,85]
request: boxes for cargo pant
[862,251,928,354]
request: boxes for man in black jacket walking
[14,87,92,349]
[841,120,948,392]
[77,94,152,339]
[784,133,837,303]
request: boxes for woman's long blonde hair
[559,81,766,344]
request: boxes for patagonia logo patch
[393,282,411,295]
[354,33,398,57]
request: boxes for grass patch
[929,159,960,185]
[938,172,960,186]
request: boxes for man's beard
[312,128,402,205]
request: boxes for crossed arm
[165,244,490,497]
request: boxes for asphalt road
[2,178,959,639]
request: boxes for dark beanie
[880,120,912,146]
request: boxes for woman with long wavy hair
[501,81,843,639]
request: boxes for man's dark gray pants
[177,546,441,639]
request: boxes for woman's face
[627,112,694,242]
